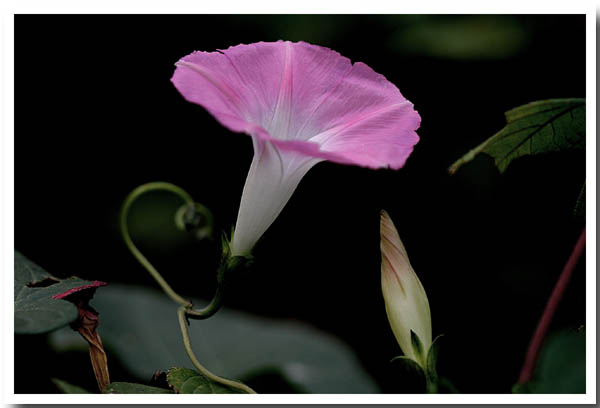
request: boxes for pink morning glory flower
[172,41,420,256]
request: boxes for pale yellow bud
[381,210,432,368]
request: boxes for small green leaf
[104,382,173,394]
[52,378,90,394]
[167,367,247,394]
[166,367,196,393]
[449,98,585,174]
[14,251,104,334]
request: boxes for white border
[4,392,599,404]
[583,9,597,405]
[1,0,594,15]
[1,9,15,408]
[2,2,596,405]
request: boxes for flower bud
[381,210,432,369]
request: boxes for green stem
[425,375,438,394]
[120,182,194,307]
[185,285,224,320]
[177,306,256,394]
[184,260,229,320]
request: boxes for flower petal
[172,41,420,170]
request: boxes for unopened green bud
[381,210,432,369]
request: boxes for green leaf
[514,330,585,394]
[104,382,173,394]
[14,251,103,334]
[51,378,90,394]
[167,367,246,394]
[166,367,197,393]
[449,98,585,174]
[49,284,379,393]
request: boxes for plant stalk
[518,227,586,384]
[177,306,256,394]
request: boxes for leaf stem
[120,182,194,307]
[518,227,586,384]
[177,306,257,394]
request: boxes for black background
[15,15,586,393]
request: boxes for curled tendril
[119,182,226,318]
[120,182,256,393]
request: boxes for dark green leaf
[51,378,90,394]
[104,382,173,394]
[49,284,378,393]
[449,99,585,174]
[514,330,585,394]
[14,251,103,334]
[167,367,246,394]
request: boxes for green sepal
[390,355,426,381]
[410,330,425,366]
[425,334,444,393]
[221,229,234,260]
[219,229,254,284]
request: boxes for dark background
[15,15,586,393]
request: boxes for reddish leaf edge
[52,280,108,299]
